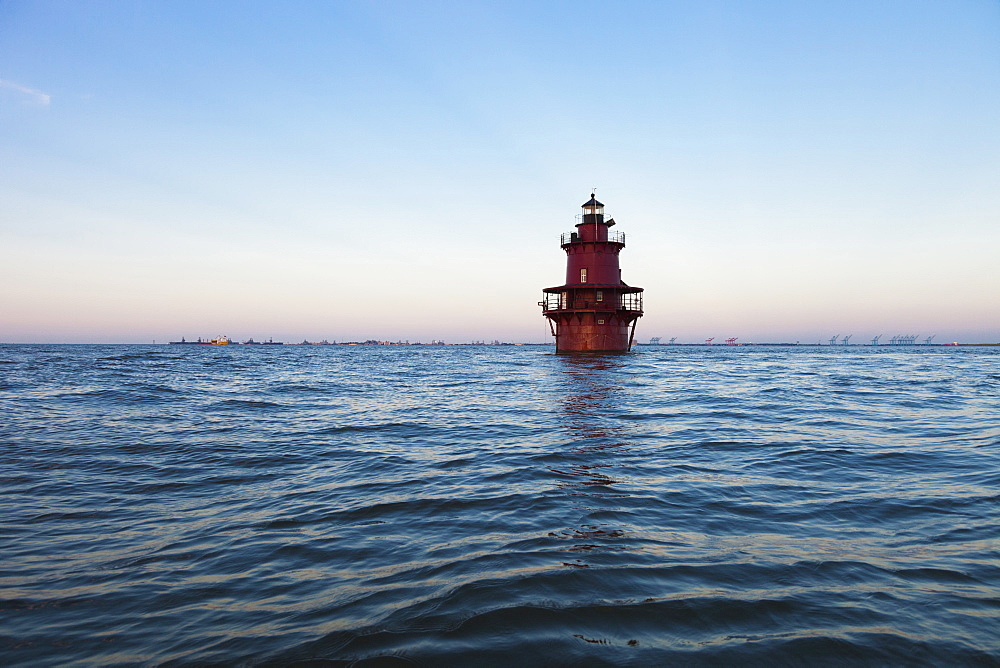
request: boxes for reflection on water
[553,353,635,478]
[555,353,634,444]
[549,354,638,569]
[556,355,628,417]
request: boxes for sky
[2,0,998,344]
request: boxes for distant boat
[168,337,205,345]
[262,338,283,345]
[210,336,232,345]
[243,338,261,345]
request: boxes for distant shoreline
[2,341,998,347]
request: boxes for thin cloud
[0,79,51,106]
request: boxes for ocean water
[1,343,997,666]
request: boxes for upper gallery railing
[560,230,626,245]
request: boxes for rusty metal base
[547,312,639,352]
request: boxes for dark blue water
[1,344,998,665]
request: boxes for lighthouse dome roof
[581,194,604,208]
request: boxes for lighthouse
[540,194,644,352]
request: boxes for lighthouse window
[596,290,603,302]
[597,319,605,324]
[580,268,588,283]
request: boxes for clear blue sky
[2,1,998,343]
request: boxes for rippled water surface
[1,344,998,665]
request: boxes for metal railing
[540,291,643,312]
[560,231,626,245]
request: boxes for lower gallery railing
[540,292,643,312]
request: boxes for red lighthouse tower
[541,194,644,352]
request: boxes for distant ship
[168,337,205,345]
[169,336,282,345]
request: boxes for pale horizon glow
[1,1,998,344]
